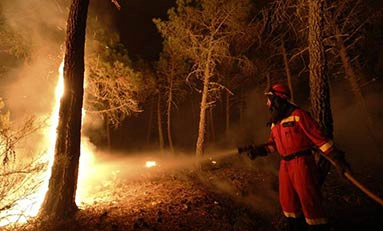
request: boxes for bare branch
[111,0,121,10]
[289,47,309,63]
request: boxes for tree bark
[146,100,154,144]
[308,0,333,139]
[39,0,89,219]
[225,91,230,137]
[196,75,209,158]
[195,48,212,158]
[166,68,175,154]
[266,73,271,89]
[335,26,366,112]
[336,26,383,153]
[104,114,111,151]
[239,90,246,127]
[157,93,164,152]
[208,107,216,143]
[281,37,294,102]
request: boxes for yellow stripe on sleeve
[319,140,333,153]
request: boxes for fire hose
[320,153,383,206]
[237,146,383,206]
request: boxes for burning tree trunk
[39,0,89,219]
[308,0,333,138]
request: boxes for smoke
[0,0,120,158]
[208,80,383,213]
[0,0,67,164]
[236,79,383,175]
[1,0,66,116]
[241,87,272,144]
[2,0,66,44]
[330,80,383,174]
[75,148,201,205]
[0,0,381,220]
[74,144,279,214]
[234,80,383,174]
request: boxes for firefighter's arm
[237,137,275,160]
[237,144,268,160]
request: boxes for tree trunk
[308,0,333,139]
[146,100,154,144]
[266,73,271,89]
[196,76,208,158]
[157,93,164,152]
[281,37,294,102]
[225,91,230,137]
[336,26,383,153]
[167,70,175,154]
[104,114,111,151]
[39,0,89,219]
[335,26,367,113]
[354,58,367,84]
[239,90,246,127]
[196,49,212,158]
[208,107,216,143]
[190,91,198,146]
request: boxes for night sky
[91,0,382,62]
[116,0,175,61]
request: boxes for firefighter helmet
[265,83,291,100]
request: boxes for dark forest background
[0,0,382,171]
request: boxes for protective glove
[327,149,351,176]
[238,145,268,160]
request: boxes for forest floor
[6,152,383,231]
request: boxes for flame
[0,62,64,226]
[145,161,157,168]
[0,60,98,226]
[48,61,97,205]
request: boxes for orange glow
[145,161,157,168]
[0,61,64,226]
[0,60,97,226]
[0,58,158,227]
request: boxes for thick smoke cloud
[0,0,118,157]
[1,0,67,119]
[0,0,68,160]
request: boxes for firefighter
[238,82,350,231]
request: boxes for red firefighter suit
[264,107,334,225]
